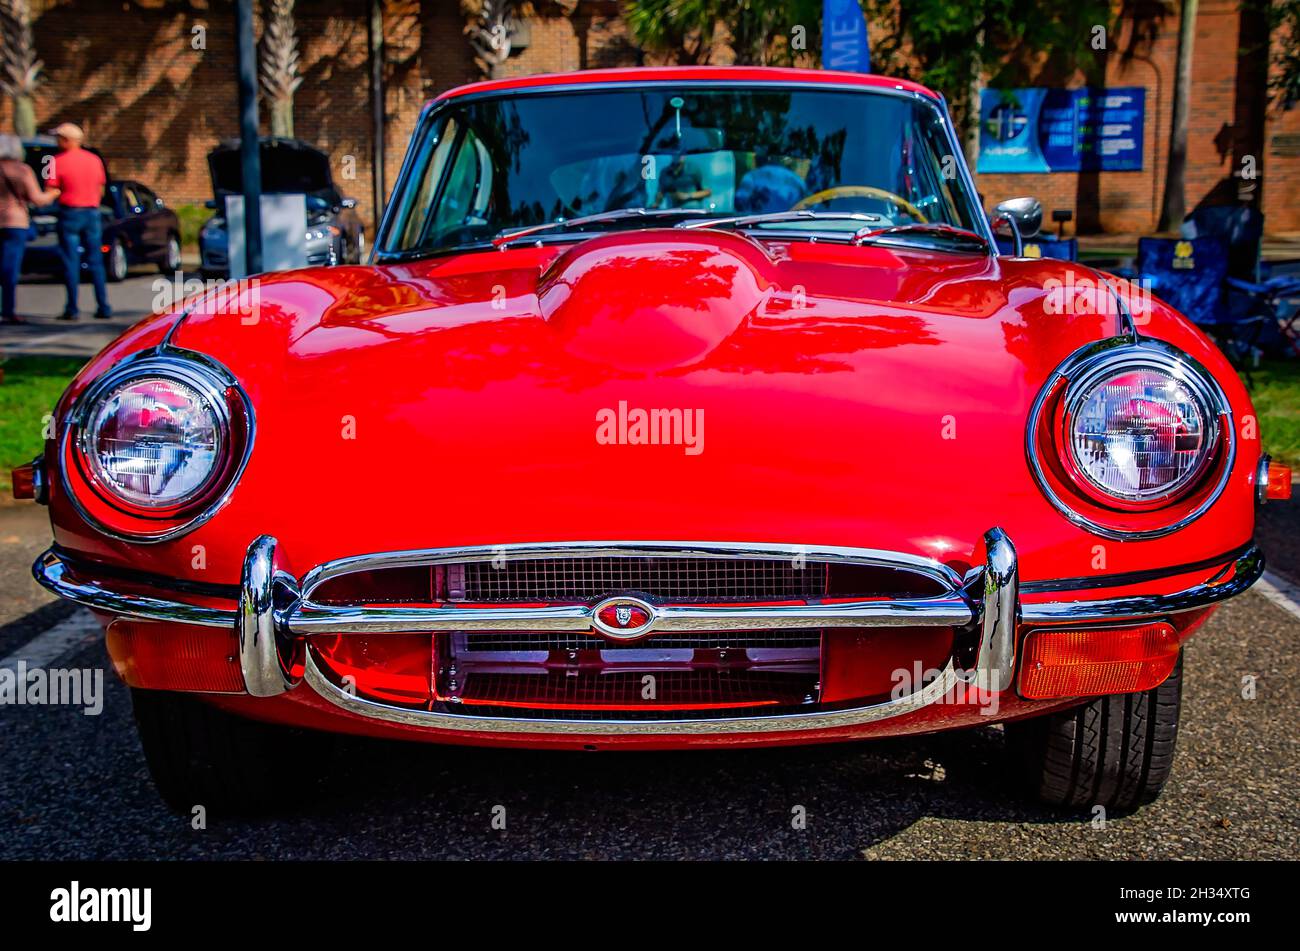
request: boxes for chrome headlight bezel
[1027,338,1234,540]
[60,351,254,543]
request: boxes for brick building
[5,0,1298,236]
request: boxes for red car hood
[71,229,1252,582]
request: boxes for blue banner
[978,87,1145,173]
[823,0,871,73]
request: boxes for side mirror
[993,197,1043,239]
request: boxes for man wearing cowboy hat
[46,122,111,320]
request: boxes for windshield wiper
[492,207,710,248]
[851,222,989,252]
[680,210,885,232]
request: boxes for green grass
[1244,359,1300,470]
[0,356,85,491]
[175,203,213,255]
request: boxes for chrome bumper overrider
[32,529,1264,735]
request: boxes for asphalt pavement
[0,268,189,358]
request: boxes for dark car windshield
[382,86,982,254]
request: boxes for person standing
[0,135,60,324]
[46,122,111,320]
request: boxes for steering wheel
[793,186,928,223]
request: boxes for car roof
[431,66,942,106]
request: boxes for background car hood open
[207,137,336,198]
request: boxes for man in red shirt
[46,122,111,320]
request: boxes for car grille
[310,556,946,606]
[461,629,823,653]
[452,557,825,603]
[447,669,819,718]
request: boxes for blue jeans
[57,206,110,316]
[0,227,27,319]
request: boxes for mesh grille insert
[457,557,824,602]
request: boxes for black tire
[106,238,128,282]
[1007,653,1183,812]
[131,688,329,816]
[158,234,181,274]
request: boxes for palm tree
[1158,0,1197,231]
[625,0,818,65]
[0,0,41,138]
[465,0,522,78]
[259,0,302,139]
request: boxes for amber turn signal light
[1018,622,1180,700]
[10,464,35,500]
[106,619,246,693]
[1265,462,1292,501]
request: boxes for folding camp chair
[1134,235,1263,379]
[1183,205,1300,357]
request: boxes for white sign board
[226,193,308,278]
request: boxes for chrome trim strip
[1020,546,1263,622]
[298,539,966,598]
[1025,337,1236,540]
[302,651,964,736]
[288,596,976,636]
[31,548,236,628]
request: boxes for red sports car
[16,67,1288,814]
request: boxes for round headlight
[1064,365,1216,505]
[82,375,225,510]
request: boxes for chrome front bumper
[33,529,1264,735]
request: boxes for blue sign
[823,0,871,73]
[978,87,1145,173]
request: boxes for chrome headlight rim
[61,350,254,544]
[1027,337,1234,540]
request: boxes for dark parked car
[199,137,364,277]
[21,136,181,282]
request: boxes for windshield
[382,86,982,255]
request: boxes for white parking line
[0,609,102,670]
[1253,571,1300,624]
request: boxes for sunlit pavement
[0,270,191,359]
[1,497,1297,860]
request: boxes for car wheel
[131,688,331,816]
[106,239,128,282]
[1006,653,1183,812]
[158,234,181,274]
